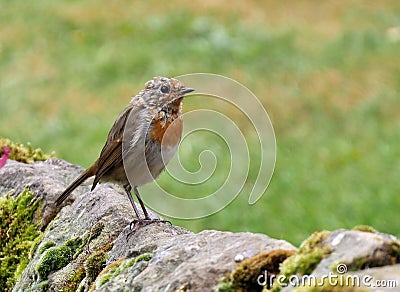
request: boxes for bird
[55,76,194,232]
[0,147,10,169]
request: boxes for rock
[349,264,400,291]
[4,159,399,292]
[105,229,295,291]
[313,229,400,277]
[2,159,296,291]
[280,229,400,291]
[0,158,88,229]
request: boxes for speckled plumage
[55,77,194,230]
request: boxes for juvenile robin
[55,76,194,232]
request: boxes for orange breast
[149,117,183,148]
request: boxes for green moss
[127,252,152,266]
[96,257,124,287]
[392,242,400,257]
[25,280,49,292]
[0,138,55,164]
[85,251,107,282]
[14,257,29,282]
[96,253,153,289]
[214,281,235,292]
[39,281,50,292]
[62,266,86,292]
[39,242,56,254]
[274,231,331,290]
[36,246,75,280]
[35,236,112,289]
[215,250,295,292]
[29,233,44,259]
[65,236,85,259]
[98,273,112,287]
[64,237,83,249]
[352,225,377,233]
[0,189,42,291]
[36,236,85,280]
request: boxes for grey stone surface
[7,159,398,292]
[0,158,88,229]
[350,264,400,291]
[105,229,295,291]
[282,230,400,292]
[313,229,399,277]
[4,160,296,292]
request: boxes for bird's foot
[127,218,171,239]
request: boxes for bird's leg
[132,186,171,226]
[124,184,144,231]
[125,185,171,238]
[133,186,150,219]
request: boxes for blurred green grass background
[1,1,399,245]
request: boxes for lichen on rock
[279,231,332,280]
[95,253,153,290]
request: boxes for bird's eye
[160,85,170,94]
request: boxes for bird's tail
[55,165,96,207]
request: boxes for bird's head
[141,76,194,110]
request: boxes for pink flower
[0,147,10,169]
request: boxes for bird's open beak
[180,87,195,95]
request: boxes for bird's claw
[127,218,171,239]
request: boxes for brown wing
[91,105,134,190]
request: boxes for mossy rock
[35,237,85,280]
[352,225,377,233]
[38,242,56,254]
[85,251,108,283]
[95,258,125,289]
[36,246,75,280]
[0,189,42,291]
[215,249,295,292]
[274,231,332,290]
[62,266,86,292]
[95,253,153,290]
[342,241,400,272]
